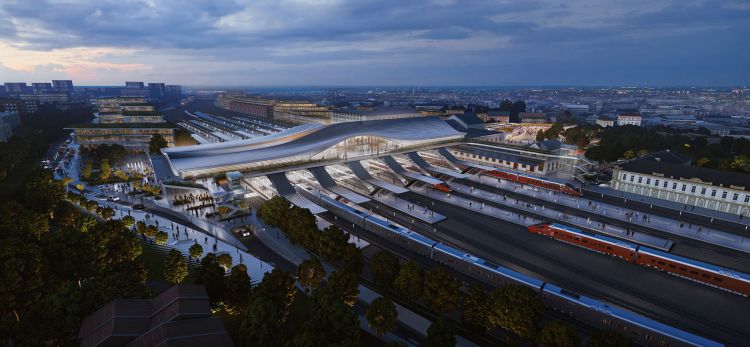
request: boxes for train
[528,223,750,297]
[482,169,583,197]
[305,191,723,347]
[432,183,451,193]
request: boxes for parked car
[132,204,145,210]
[107,196,120,202]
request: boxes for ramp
[346,161,409,194]
[266,173,327,214]
[308,166,370,204]
[437,148,495,171]
[381,156,444,185]
[405,152,468,179]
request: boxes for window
[622,173,627,180]
[722,191,727,199]
[745,196,749,203]
[638,177,642,184]
[681,185,687,192]
[663,181,668,188]
[701,187,706,195]
[733,193,739,201]
[691,186,696,193]
[630,175,634,182]
[711,190,717,197]
[673,183,677,190]
[655,179,660,186]
[646,178,651,185]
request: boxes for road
[366,192,750,346]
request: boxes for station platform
[266,172,327,214]
[405,152,468,179]
[308,166,370,204]
[370,190,446,224]
[346,161,409,194]
[381,156,444,185]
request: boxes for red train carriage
[433,183,451,193]
[528,223,638,261]
[484,169,582,197]
[636,247,750,297]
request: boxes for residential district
[1,82,750,347]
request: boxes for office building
[611,150,750,216]
[52,80,74,93]
[148,82,167,98]
[93,97,162,123]
[3,82,28,96]
[219,94,329,123]
[0,98,38,115]
[32,82,53,94]
[617,112,643,126]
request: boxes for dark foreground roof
[79,284,232,347]
[620,158,749,191]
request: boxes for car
[132,204,145,210]
[241,230,251,237]
[107,196,120,202]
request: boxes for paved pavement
[465,174,750,254]
[370,190,445,224]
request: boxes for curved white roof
[163,116,465,174]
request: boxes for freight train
[307,191,723,347]
[483,169,583,197]
[528,223,750,297]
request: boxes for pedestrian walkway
[464,175,750,254]
[370,190,446,224]
[91,194,273,283]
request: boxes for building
[487,110,510,123]
[331,106,423,123]
[519,112,548,124]
[70,96,174,150]
[0,97,38,115]
[78,284,232,347]
[611,150,750,216]
[0,111,22,142]
[227,96,275,118]
[125,81,145,89]
[563,104,590,116]
[121,82,148,97]
[595,115,615,127]
[52,80,74,93]
[3,82,28,96]
[165,85,182,98]
[162,116,465,178]
[31,82,53,94]
[617,112,642,126]
[218,95,329,123]
[148,82,167,99]
[20,93,70,103]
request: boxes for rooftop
[619,157,750,191]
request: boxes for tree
[318,225,349,261]
[254,269,296,325]
[164,249,188,284]
[370,251,400,289]
[98,206,114,220]
[99,159,111,181]
[189,242,203,259]
[366,297,397,336]
[539,320,580,347]
[300,285,360,345]
[637,149,649,157]
[423,267,460,313]
[536,129,545,141]
[193,253,225,305]
[425,316,456,347]
[224,264,252,313]
[488,285,544,338]
[120,215,135,228]
[341,244,364,274]
[257,196,290,228]
[155,230,168,245]
[81,160,93,180]
[238,296,282,346]
[297,257,325,291]
[587,331,631,347]
[393,260,424,302]
[461,284,491,332]
[696,157,712,167]
[149,133,168,154]
[326,270,359,307]
[623,149,636,160]
[217,253,233,269]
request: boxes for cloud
[0,0,747,85]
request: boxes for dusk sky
[0,0,748,86]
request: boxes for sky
[0,0,748,86]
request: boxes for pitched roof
[619,158,750,191]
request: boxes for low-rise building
[611,150,750,216]
[617,112,642,126]
[331,106,423,123]
[595,115,615,127]
[519,112,547,124]
[488,110,510,123]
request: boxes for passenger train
[308,192,723,347]
[483,168,583,197]
[528,223,750,297]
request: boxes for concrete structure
[78,284,232,347]
[0,111,22,142]
[611,151,750,216]
[163,116,464,178]
[617,112,642,126]
[331,106,423,123]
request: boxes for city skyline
[1,0,749,86]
